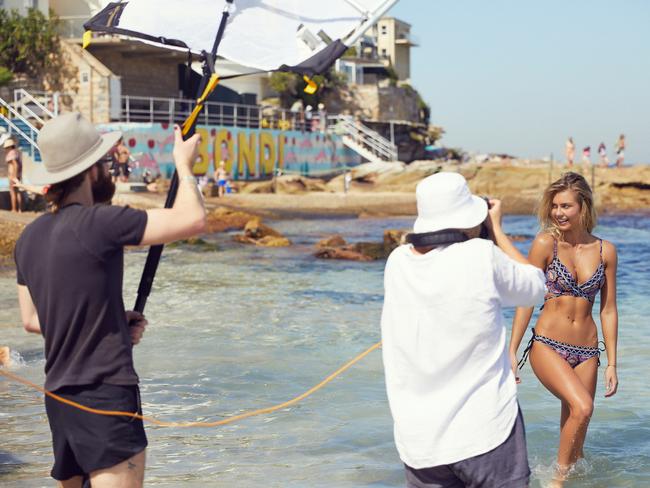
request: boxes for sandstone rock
[314,246,373,261]
[353,241,386,260]
[168,237,220,251]
[383,229,407,251]
[233,234,255,244]
[255,235,291,247]
[313,229,407,261]
[233,234,291,247]
[205,207,260,233]
[233,218,291,246]
[316,234,347,248]
[239,175,328,194]
[244,218,282,239]
[238,180,274,194]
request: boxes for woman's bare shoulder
[599,238,618,264]
[531,232,555,250]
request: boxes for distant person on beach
[343,170,352,193]
[615,134,625,167]
[381,172,546,488]
[598,142,609,167]
[14,113,205,487]
[317,102,327,133]
[214,160,228,197]
[565,137,575,167]
[305,105,314,132]
[290,99,304,131]
[581,146,591,172]
[113,137,131,182]
[511,172,618,485]
[4,137,23,212]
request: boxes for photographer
[381,172,546,488]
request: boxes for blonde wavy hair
[538,172,597,239]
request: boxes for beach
[2,162,650,268]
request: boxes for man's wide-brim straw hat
[3,137,16,149]
[413,172,488,234]
[26,112,122,185]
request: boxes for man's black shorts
[117,162,130,178]
[45,383,148,481]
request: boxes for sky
[389,0,650,163]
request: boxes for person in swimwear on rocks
[510,172,619,485]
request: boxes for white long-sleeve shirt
[381,238,546,468]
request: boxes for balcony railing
[121,95,317,132]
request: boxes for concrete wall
[90,47,181,98]
[96,122,361,179]
[60,40,115,123]
[49,0,104,16]
[344,84,419,122]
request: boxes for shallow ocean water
[1,214,648,487]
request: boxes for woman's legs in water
[530,341,598,472]
[563,358,598,459]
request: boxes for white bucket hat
[413,172,488,233]
[3,137,17,149]
[26,112,122,185]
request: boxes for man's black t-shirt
[14,204,148,392]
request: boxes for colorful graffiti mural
[98,123,361,179]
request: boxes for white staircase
[0,95,41,161]
[328,115,398,163]
[0,89,61,162]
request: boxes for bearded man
[14,112,205,488]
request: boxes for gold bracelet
[607,364,616,368]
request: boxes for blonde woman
[510,172,619,483]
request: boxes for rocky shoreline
[1,162,648,272]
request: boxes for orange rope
[0,341,382,428]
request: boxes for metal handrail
[328,115,394,150]
[13,88,57,122]
[120,95,315,131]
[327,115,398,161]
[26,90,72,116]
[0,98,40,160]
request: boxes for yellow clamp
[182,74,220,135]
[82,31,92,49]
[303,75,318,95]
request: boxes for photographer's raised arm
[487,199,528,264]
[140,126,206,246]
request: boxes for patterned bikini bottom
[518,329,603,369]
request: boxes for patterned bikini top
[544,239,605,304]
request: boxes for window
[381,49,387,56]
[24,0,37,9]
[380,25,387,35]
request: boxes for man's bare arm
[140,126,206,246]
[17,285,41,334]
